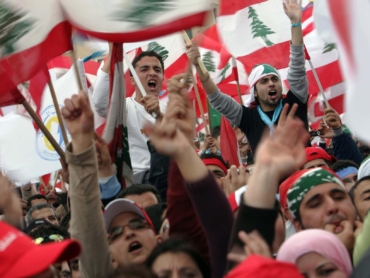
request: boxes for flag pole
[22,100,66,164]
[47,79,69,145]
[207,99,213,133]
[304,46,329,108]
[232,57,243,105]
[122,49,158,119]
[182,31,208,75]
[190,67,210,135]
[70,50,84,91]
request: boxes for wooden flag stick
[307,59,330,108]
[190,67,210,135]
[22,100,66,164]
[182,31,208,75]
[232,57,243,105]
[304,46,329,108]
[70,50,83,91]
[47,80,69,145]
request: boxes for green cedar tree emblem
[0,2,34,57]
[202,51,216,73]
[218,62,231,81]
[111,0,173,28]
[147,41,169,61]
[248,6,275,47]
[323,43,336,54]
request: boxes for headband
[202,158,228,174]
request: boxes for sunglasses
[33,234,64,245]
[108,218,152,244]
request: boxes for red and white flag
[60,0,211,42]
[103,43,133,187]
[0,0,72,94]
[315,0,370,142]
[217,0,344,104]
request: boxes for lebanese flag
[316,0,370,141]
[60,0,211,42]
[0,0,72,95]
[103,43,133,187]
[217,1,344,103]
[308,82,345,124]
[220,117,242,167]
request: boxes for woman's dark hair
[146,237,210,277]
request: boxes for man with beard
[187,0,308,152]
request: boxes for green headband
[287,168,345,219]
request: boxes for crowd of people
[2,0,370,277]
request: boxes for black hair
[130,51,164,76]
[146,237,210,278]
[26,203,57,225]
[200,152,230,169]
[211,126,221,139]
[27,194,47,208]
[331,160,359,172]
[28,224,70,243]
[349,176,370,203]
[145,203,167,234]
[359,145,370,160]
[60,211,71,231]
[116,184,161,203]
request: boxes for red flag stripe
[0,22,72,95]
[219,0,267,16]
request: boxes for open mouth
[128,241,142,253]
[268,90,277,99]
[148,79,157,90]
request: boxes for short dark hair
[331,160,359,172]
[145,203,167,234]
[28,224,70,243]
[146,237,210,278]
[116,184,161,203]
[211,126,221,139]
[26,203,57,225]
[349,176,370,203]
[27,194,47,208]
[200,153,230,169]
[130,51,164,76]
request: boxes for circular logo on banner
[36,105,70,161]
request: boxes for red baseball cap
[224,255,303,278]
[0,221,81,277]
[305,147,337,164]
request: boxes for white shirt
[93,68,166,174]
[126,95,166,174]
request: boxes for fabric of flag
[0,0,72,95]
[315,0,370,142]
[102,43,133,187]
[0,113,62,185]
[220,116,241,167]
[217,0,344,107]
[60,0,211,43]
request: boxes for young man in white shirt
[93,50,166,184]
